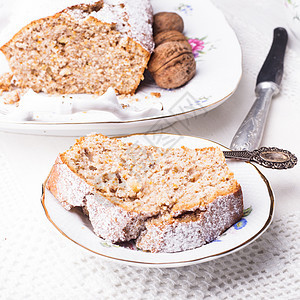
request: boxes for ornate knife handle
[223,147,297,169]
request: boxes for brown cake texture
[45,134,243,253]
[0,0,154,95]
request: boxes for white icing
[0,88,163,122]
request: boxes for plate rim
[41,133,274,268]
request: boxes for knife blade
[230,27,288,151]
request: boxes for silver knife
[222,27,297,170]
[230,27,288,151]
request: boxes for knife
[230,27,288,151]
[223,27,297,169]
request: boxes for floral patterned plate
[41,134,274,268]
[0,0,242,136]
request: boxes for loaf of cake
[0,0,154,95]
[45,134,243,253]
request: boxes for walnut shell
[151,52,196,89]
[148,41,192,73]
[153,12,184,35]
[154,30,190,47]
[148,40,196,89]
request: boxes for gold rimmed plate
[41,134,274,268]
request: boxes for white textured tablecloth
[0,152,299,299]
[0,0,300,299]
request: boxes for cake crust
[136,189,243,253]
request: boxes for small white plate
[0,0,242,136]
[42,134,274,268]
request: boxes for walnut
[148,33,196,89]
[154,30,190,47]
[153,12,184,35]
[148,40,192,73]
[149,12,196,89]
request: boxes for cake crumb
[150,92,161,98]
[0,72,14,95]
[3,89,21,104]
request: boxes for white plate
[0,0,242,136]
[42,134,274,268]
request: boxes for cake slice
[0,0,154,95]
[45,134,243,252]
